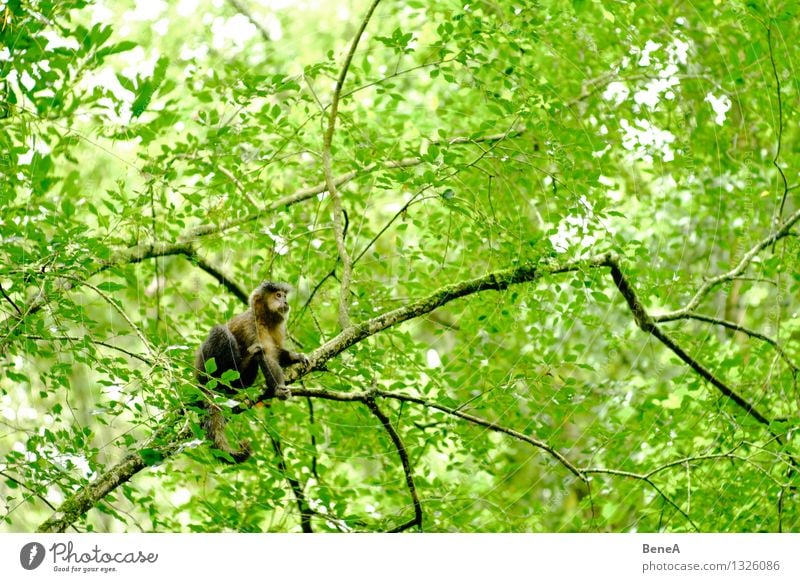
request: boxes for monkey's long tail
[203,404,251,464]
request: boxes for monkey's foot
[276,385,292,400]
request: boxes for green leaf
[95,40,138,59]
[139,448,165,466]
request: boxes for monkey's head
[252,281,292,317]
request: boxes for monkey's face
[268,289,290,316]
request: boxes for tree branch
[191,255,249,305]
[23,335,154,366]
[364,396,423,532]
[766,24,789,226]
[0,129,523,339]
[322,0,382,328]
[655,205,800,322]
[225,0,272,45]
[0,282,22,316]
[663,312,799,374]
[37,423,191,533]
[36,250,792,531]
[603,255,773,429]
[269,434,314,532]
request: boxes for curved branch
[36,251,790,531]
[322,0,382,328]
[766,24,789,225]
[261,385,585,481]
[603,256,773,429]
[663,312,799,373]
[655,205,800,322]
[364,397,423,532]
[269,434,314,532]
[191,255,249,305]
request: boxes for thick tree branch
[36,250,792,532]
[36,423,191,533]
[277,255,603,385]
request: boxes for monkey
[195,281,308,463]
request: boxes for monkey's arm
[249,344,292,400]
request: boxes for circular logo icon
[20,542,46,570]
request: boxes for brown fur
[195,281,307,463]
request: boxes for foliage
[1,0,800,533]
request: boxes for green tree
[1,0,799,532]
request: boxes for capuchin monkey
[195,281,308,463]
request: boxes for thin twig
[766,24,789,228]
[280,385,586,482]
[655,204,800,321]
[23,335,153,366]
[62,276,156,358]
[270,434,314,532]
[216,164,261,208]
[0,470,81,532]
[225,0,272,44]
[664,312,799,373]
[0,283,21,316]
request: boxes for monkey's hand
[280,349,310,369]
[275,385,292,400]
[247,343,263,355]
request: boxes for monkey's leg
[197,327,250,463]
[197,325,242,392]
